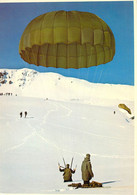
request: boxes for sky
[0,1,134,85]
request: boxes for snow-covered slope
[0,68,134,194]
[0,68,134,108]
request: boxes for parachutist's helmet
[66,164,70,168]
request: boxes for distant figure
[20,112,22,118]
[59,164,76,182]
[24,111,27,118]
[114,111,116,114]
[81,154,94,185]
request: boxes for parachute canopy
[118,104,132,114]
[19,10,115,69]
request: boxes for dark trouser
[84,181,89,185]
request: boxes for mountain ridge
[0,68,134,104]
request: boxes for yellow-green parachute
[118,104,132,114]
[19,10,115,69]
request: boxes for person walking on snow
[59,164,76,182]
[20,112,22,118]
[24,111,27,118]
[81,154,94,185]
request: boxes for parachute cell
[19,10,115,69]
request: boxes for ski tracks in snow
[42,101,72,125]
[3,101,73,154]
[3,128,36,153]
[56,102,72,117]
[2,101,133,161]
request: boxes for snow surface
[0,68,134,194]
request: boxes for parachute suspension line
[92,65,98,83]
[76,43,81,82]
[63,157,66,168]
[86,67,89,83]
[92,45,98,83]
[70,157,74,169]
[68,67,70,78]
[98,68,104,82]
[85,43,88,82]
[97,45,105,83]
[78,66,81,81]
[85,43,87,69]
[97,66,104,83]
[97,44,106,83]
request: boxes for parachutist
[81,154,94,185]
[59,164,76,182]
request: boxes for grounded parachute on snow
[19,10,115,69]
[118,104,132,114]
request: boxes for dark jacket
[81,157,94,182]
[59,167,75,182]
